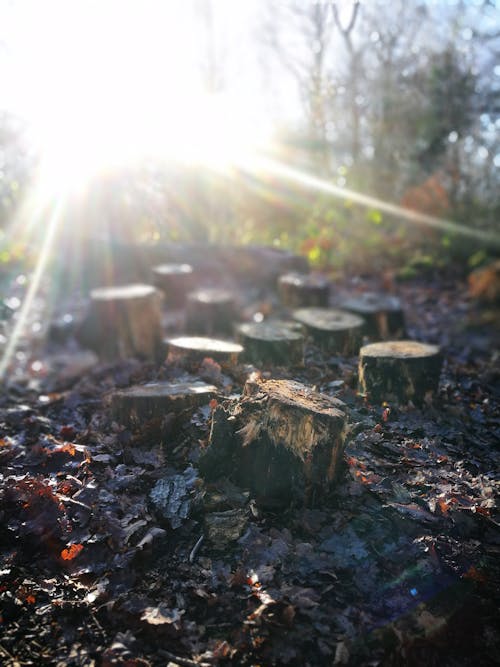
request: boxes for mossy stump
[292,307,364,355]
[341,293,406,339]
[278,272,330,308]
[236,321,304,366]
[199,378,347,507]
[358,340,442,405]
[186,288,236,336]
[152,263,194,306]
[111,381,217,428]
[81,284,163,361]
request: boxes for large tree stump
[292,307,364,355]
[278,272,330,308]
[236,321,304,366]
[81,284,163,361]
[166,336,243,363]
[185,288,236,336]
[199,378,347,506]
[111,381,217,427]
[152,263,194,306]
[358,340,442,405]
[340,293,406,339]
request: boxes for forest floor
[0,262,499,666]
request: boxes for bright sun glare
[5,0,272,193]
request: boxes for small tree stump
[292,307,364,355]
[166,336,243,363]
[358,340,442,405]
[185,288,236,336]
[152,263,194,306]
[111,381,217,427]
[82,284,163,361]
[341,293,406,339]
[236,321,304,366]
[199,378,347,506]
[278,272,330,308]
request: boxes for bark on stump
[152,263,194,306]
[278,272,330,308]
[166,336,243,364]
[292,307,364,355]
[199,378,347,506]
[185,288,236,336]
[111,381,217,427]
[83,284,163,361]
[358,340,442,405]
[236,321,304,366]
[341,293,406,339]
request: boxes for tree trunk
[152,263,194,306]
[340,293,406,339]
[166,336,243,363]
[199,378,347,507]
[80,284,163,361]
[278,273,330,308]
[358,340,442,405]
[111,381,217,427]
[292,307,364,355]
[236,321,304,366]
[185,288,236,336]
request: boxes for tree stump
[199,378,347,506]
[278,272,330,308]
[111,381,217,427]
[185,288,236,336]
[340,293,406,339]
[152,263,194,306]
[81,284,163,361]
[358,340,442,405]
[236,321,304,366]
[292,307,364,355]
[166,336,243,364]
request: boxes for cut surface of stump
[358,340,442,405]
[340,293,406,339]
[292,307,364,355]
[111,381,217,427]
[278,272,330,308]
[166,336,243,363]
[185,288,236,336]
[81,283,163,361]
[236,321,304,366]
[199,378,347,506]
[152,263,194,306]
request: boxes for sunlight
[5,1,272,195]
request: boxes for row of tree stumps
[81,259,443,507]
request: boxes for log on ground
[358,340,442,405]
[236,321,304,366]
[152,263,194,306]
[278,272,330,308]
[292,307,364,355]
[80,283,163,361]
[199,378,347,506]
[185,288,236,336]
[340,293,406,339]
[111,381,217,427]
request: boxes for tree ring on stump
[358,340,442,405]
[340,293,406,339]
[278,272,330,308]
[111,381,217,427]
[186,288,236,336]
[292,307,364,355]
[236,321,304,366]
